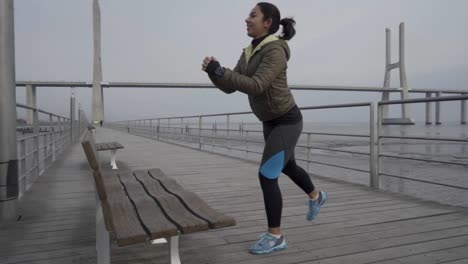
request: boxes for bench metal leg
[169,235,181,264]
[96,203,110,264]
[150,235,181,264]
[110,150,118,169]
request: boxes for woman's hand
[202,56,217,72]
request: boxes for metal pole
[157,119,160,140]
[199,116,202,149]
[180,118,184,141]
[226,115,231,152]
[33,105,39,184]
[70,89,76,142]
[436,92,442,125]
[376,104,383,190]
[426,92,432,125]
[150,119,153,137]
[369,103,377,189]
[461,96,466,125]
[50,114,55,162]
[245,131,248,159]
[306,133,311,174]
[0,0,18,222]
[78,104,82,136]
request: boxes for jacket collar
[244,35,280,64]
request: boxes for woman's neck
[252,33,270,49]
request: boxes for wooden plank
[0,246,96,264]
[114,142,124,149]
[148,168,236,229]
[117,172,179,240]
[80,131,100,170]
[187,228,468,264]
[377,245,468,264]
[95,142,104,151]
[100,170,149,246]
[133,170,209,234]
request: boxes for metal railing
[107,95,468,194]
[377,95,468,191]
[15,103,88,197]
[107,102,379,188]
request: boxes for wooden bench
[95,142,124,169]
[81,131,236,264]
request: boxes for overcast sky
[13,0,468,123]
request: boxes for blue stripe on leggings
[259,150,285,179]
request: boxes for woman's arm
[209,47,287,96]
[207,54,243,94]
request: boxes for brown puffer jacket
[209,35,296,122]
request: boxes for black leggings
[259,120,315,228]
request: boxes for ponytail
[280,17,296,40]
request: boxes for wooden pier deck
[1,127,468,264]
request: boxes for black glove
[205,60,225,78]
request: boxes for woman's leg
[282,159,318,200]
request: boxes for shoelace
[254,233,274,248]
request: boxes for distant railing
[15,103,88,197]
[106,102,379,188]
[16,82,468,125]
[107,95,468,195]
[376,95,468,191]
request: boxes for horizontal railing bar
[379,173,468,191]
[380,154,468,166]
[378,94,468,105]
[381,135,468,143]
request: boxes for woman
[202,2,327,255]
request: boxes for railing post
[245,131,248,159]
[306,133,311,174]
[70,89,75,142]
[150,119,153,137]
[50,114,55,162]
[436,92,442,125]
[375,104,383,190]
[33,106,40,183]
[199,116,202,149]
[226,115,231,152]
[157,119,161,140]
[425,92,432,125]
[369,103,378,189]
[461,95,466,125]
[19,139,26,189]
[58,117,63,153]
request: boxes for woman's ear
[264,17,273,29]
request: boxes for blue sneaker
[307,191,328,221]
[249,233,288,254]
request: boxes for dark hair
[257,2,296,40]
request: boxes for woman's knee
[282,159,297,175]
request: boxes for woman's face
[245,5,271,39]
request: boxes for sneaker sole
[249,241,288,255]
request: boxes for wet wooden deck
[1,127,468,264]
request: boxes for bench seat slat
[148,169,236,229]
[117,172,179,240]
[95,142,124,151]
[134,170,209,234]
[99,171,149,246]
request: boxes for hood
[244,35,290,64]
